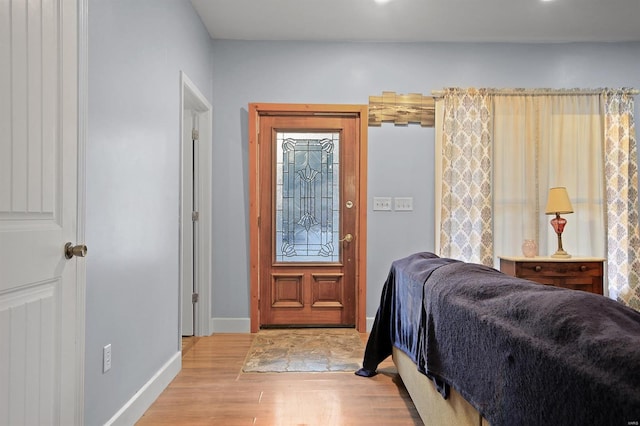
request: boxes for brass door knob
[65,242,88,259]
[339,233,353,243]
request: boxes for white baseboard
[211,317,251,333]
[209,317,375,333]
[104,351,181,426]
[366,317,375,332]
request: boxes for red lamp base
[550,214,571,258]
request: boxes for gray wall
[210,40,640,328]
[85,1,212,424]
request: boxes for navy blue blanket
[357,252,459,376]
[357,252,640,426]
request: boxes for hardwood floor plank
[138,333,423,425]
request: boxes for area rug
[242,328,364,373]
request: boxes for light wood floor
[136,333,423,426]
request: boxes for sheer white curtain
[493,92,605,265]
[435,88,639,308]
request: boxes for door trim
[77,0,88,420]
[180,72,212,338]
[248,103,368,332]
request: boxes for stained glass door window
[275,132,340,262]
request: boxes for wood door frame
[249,103,368,333]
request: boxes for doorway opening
[180,72,212,338]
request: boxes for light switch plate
[394,197,413,211]
[373,197,392,211]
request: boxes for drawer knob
[580,265,587,272]
[534,266,542,272]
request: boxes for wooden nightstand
[498,256,605,295]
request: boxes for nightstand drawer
[516,261,602,278]
[499,257,605,295]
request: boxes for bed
[356,252,640,426]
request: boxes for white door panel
[0,0,82,424]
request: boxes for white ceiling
[191,0,640,43]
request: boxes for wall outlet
[394,197,414,211]
[373,197,392,211]
[103,344,112,373]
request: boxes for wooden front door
[249,104,367,332]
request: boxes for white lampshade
[545,187,573,215]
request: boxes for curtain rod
[431,88,639,97]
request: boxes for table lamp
[545,187,573,258]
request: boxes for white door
[0,0,84,424]
[181,111,198,336]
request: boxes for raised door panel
[271,274,304,308]
[0,283,57,425]
[311,273,344,308]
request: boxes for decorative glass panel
[275,132,340,262]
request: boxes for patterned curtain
[440,88,494,266]
[603,91,640,310]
